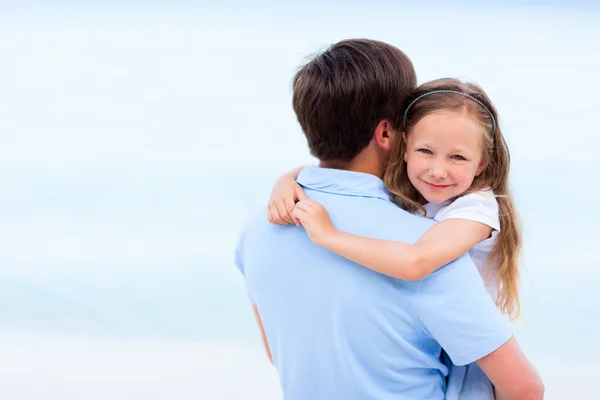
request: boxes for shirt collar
[297,165,391,202]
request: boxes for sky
[1,2,599,399]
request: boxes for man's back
[235,167,511,400]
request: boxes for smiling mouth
[423,181,452,190]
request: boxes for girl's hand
[292,199,337,245]
[268,173,307,225]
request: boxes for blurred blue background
[1,1,598,399]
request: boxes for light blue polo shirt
[235,166,512,400]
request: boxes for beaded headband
[402,90,497,134]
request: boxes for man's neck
[319,153,385,179]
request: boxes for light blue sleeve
[417,254,513,366]
[234,229,245,275]
[234,226,256,305]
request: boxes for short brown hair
[292,39,416,162]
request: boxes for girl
[267,78,521,400]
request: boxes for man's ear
[373,119,397,151]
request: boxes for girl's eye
[417,148,432,155]
[451,155,467,161]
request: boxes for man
[235,39,544,399]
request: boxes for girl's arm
[268,166,307,225]
[293,199,492,280]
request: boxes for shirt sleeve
[417,253,512,366]
[234,229,246,275]
[234,227,256,305]
[434,190,500,232]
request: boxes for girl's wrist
[316,228,340,248]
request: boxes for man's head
[292,39,417,167]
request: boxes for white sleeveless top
[423,189,500,300]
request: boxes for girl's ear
[475,150,492,176]
[475,163,487,176]
[402,133,408,162]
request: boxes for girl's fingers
[294,185,308,201]
[267,205,276,224]
[303,198,321,208]
[294,201,308,212]
[282,198,296,223]
[269,204,284,225]
[296,199,313,209]
[277,200,294,224]
[291,207,306,222]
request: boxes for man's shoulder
[234,204,270,273]
[421,251,478,282]
[367,199,438,235]
[236,204,270,237]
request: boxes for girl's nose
[429,164,448,180]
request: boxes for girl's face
[404,110,487,204]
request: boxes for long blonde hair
[384,78,522,319]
